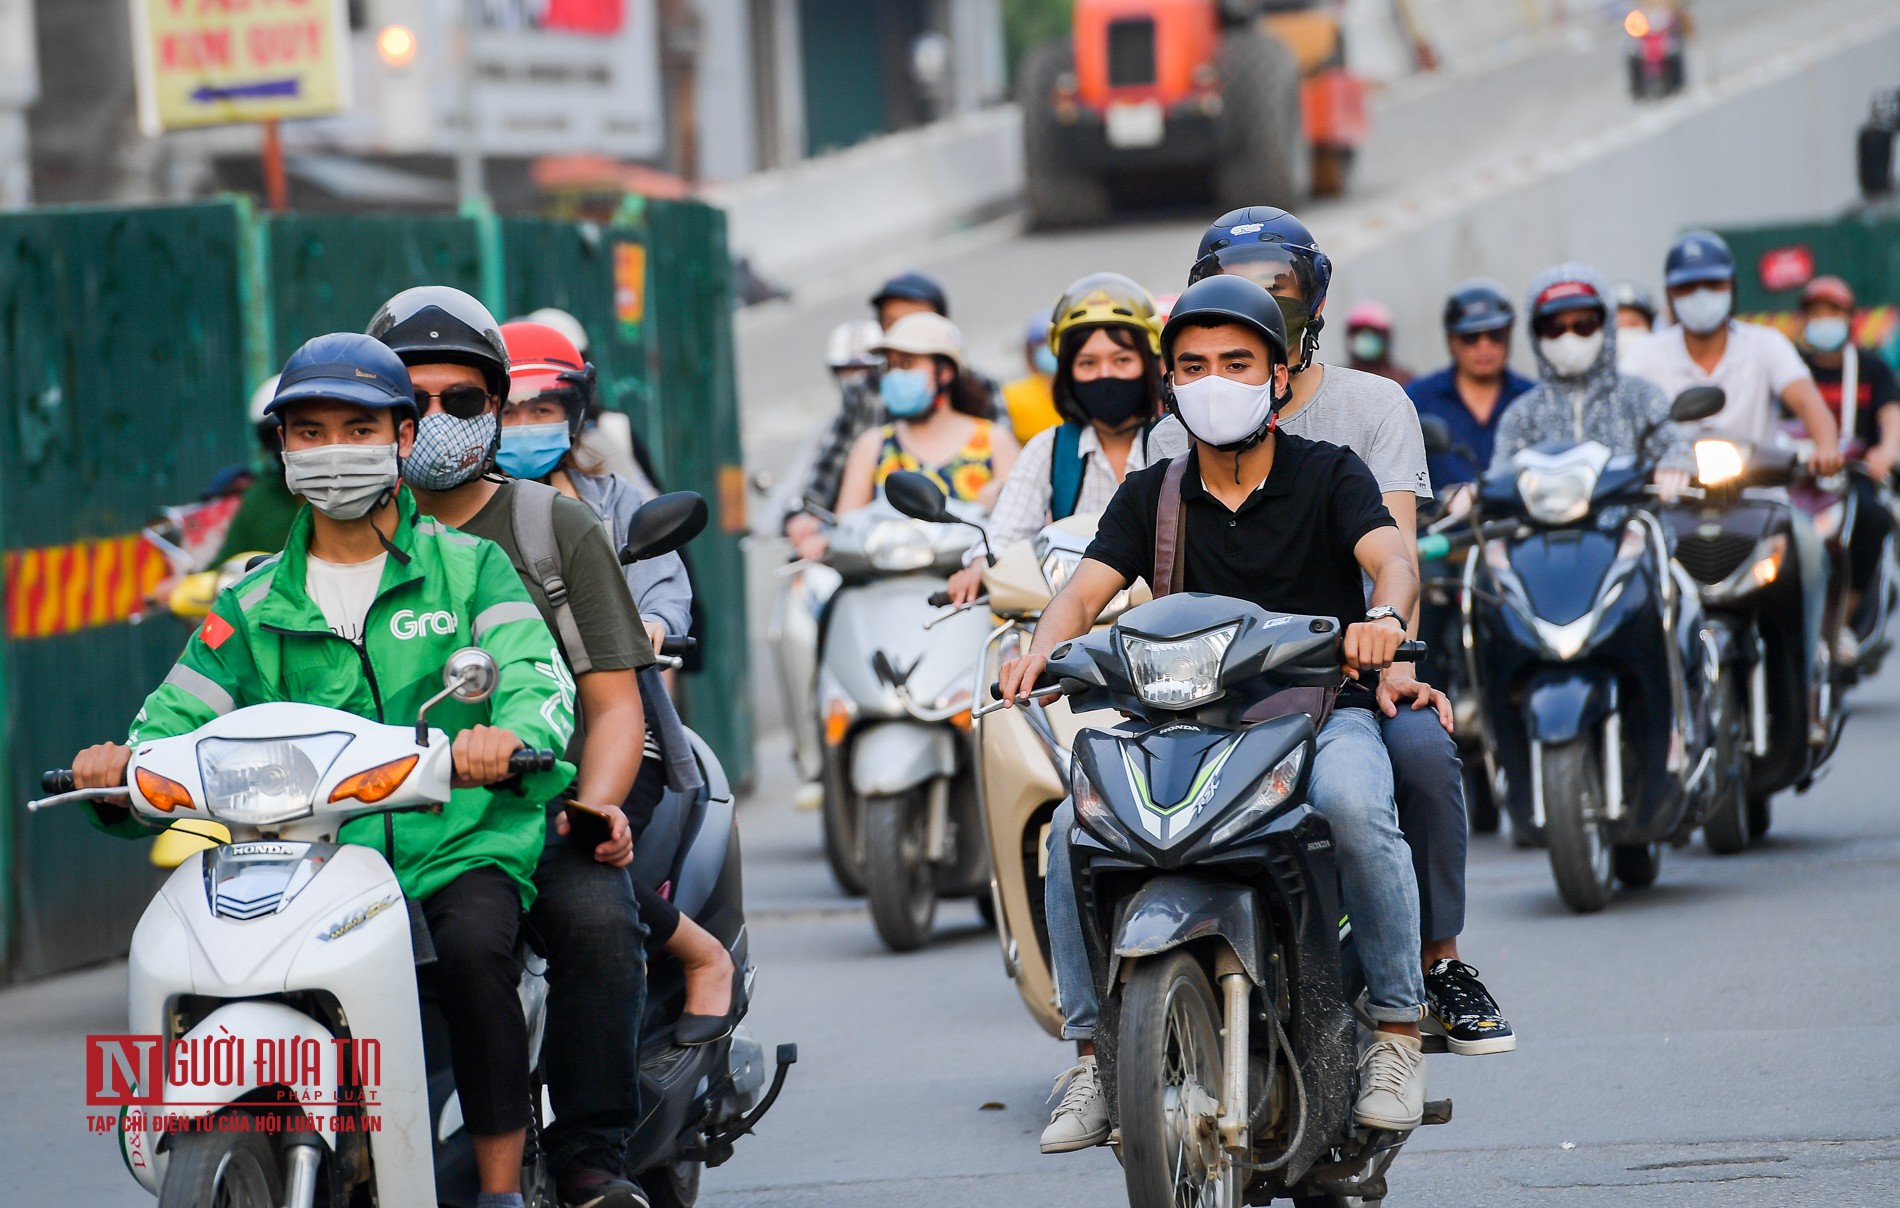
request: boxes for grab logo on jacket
[390,609,458,640]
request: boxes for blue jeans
[1384,704,1466,944]
[527,816,649,1174]
[1047,708,1426,1035]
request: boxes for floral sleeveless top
[874,420,997,503]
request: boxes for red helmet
[501,320,594,436]
[1799,275,1856,310]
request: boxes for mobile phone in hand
[564,801,616,850]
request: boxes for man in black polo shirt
[1003,275,1430,1149]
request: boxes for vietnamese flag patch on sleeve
[200,613,235,650]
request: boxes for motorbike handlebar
[928,590,953,608]
[508,749,558,774]
[658,636,697,657]
[1396,640,1429,660]
[43,769,75,794]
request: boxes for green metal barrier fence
[0,196,749,983]
[1716,213,1900,366]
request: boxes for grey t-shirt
[1152,364,1432,499]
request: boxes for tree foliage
[1004,0,1074,86]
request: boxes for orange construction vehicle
[1018,0,1368,228]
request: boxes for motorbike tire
[1541,737,1615,913]
[975,884,998,926]
[1215,30,1310,211]
[864,789,939,952]
[643,1156,703,1208]
[820,775,867,896]
[1464,761,1500,835]
[1118,950,1237,1208]
[1612,842,1662,889]
[1702,671,1752,855]
[1020,41,1111,229]
[156,1122,283,1208]
[1748,793,1773,841]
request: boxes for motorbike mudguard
[1522,672,1616,746]
[1106,875,1265,988]
[851,720,957,796]
[159,1000,343,1138]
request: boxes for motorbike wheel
[1215,30,1310,210]
[820,775,867,897]
[864,789,939,952]
[156,1123,283,1208]
[1748,793,1773,841]
[1118,951,1236,1208]
[1541,737,1615,913]
[1464,761,1500,835]
[643,1156,703,1208]
[1019,41,1111,228]
[1703,675,1752,856]
[1612,842,1662,889]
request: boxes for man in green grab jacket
[72,332,574,1208]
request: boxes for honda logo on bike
[390,609,457,639]
[87,1036,163,1106]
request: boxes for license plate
[1105,101,1165,149]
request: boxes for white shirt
[305,553,387,643]
[966,423,1159,564]
[1621,320,1814,446]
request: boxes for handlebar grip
[509,749,558,774]
[928,590,953,607]
[659,636,698,656]
[1416,534,1451,561]
[1396,640,1429,660]
[43,769,75,794]
[988,680,1003,701]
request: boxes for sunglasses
[1453,329,1509,347]
[414,383,492,419]
[1534,313,1604,340]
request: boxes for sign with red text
[129,0,352,135]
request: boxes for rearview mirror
[444,648,499,704]
[884,470,950,522]
[1670,386,1726,423]
[621,492,710,565]
[1418,415,1454,456]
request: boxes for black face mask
[1071,375,1150,428]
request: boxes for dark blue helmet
[1187,206,1332,312]
[1159,274,1290,367]
[266,333,417,422]
[871,270,949,317]
[1442,279,1514,335]
[1664,230,1735,289]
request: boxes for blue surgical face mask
[1032,345,1058,376]
[1804,316,1850,353]
[497,421,572,479]
[880,367,938,418]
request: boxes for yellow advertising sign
[129,0,352,135]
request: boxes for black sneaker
[558,1164,651,1208]
[1423,958,1516,1055]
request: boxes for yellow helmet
[1048,273,1163,356]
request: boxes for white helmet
[872,312,964,369]
[248,374,281,427]
[521,307,590,355]
[825,319,885,370]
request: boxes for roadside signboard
[129,0,353,136]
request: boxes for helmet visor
[1205,245,1304,297]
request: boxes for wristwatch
[1364,605,1403,627]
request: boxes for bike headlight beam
[1119,623,1238,709]
[196,733,352,826]
[864,519,936,572]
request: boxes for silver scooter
[812,480,994,951]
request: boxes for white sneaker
[1039,1056,1110,1153]
[1354,1034,1425,1130]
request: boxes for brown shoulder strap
[1153,454,1192,597]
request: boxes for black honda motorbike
[1464,389,1727,912]
[1657,401,1845,854]
[999,594,1449,1207]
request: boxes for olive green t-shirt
[457,480,655,763]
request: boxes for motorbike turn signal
[135,766,196,812]
[330,755,420,805]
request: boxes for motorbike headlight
[1207,745,1307,847]
[1516,463,1597,526]
[196,733,352,826]
[1041,548,1082,594]
[1694,439,1747,488]
[864,520,935,572]
[1070,756,1133,851]
[1120,624,1238,709]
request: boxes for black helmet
[1611,279,1659,323]
[367,286,510,399]
[266,333,418,424]
[870,271,949,317]
[1160,274,1290,367]
[1442,279,1514,335]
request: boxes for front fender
[1107,875,1263,987]
[851,721,956,796]
[161,1000,342,1142]
[1523,672,1617,746]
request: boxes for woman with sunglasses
[1405,279,1536,490]
[1486,263,1693,494]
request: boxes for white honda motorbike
[34,651,562,1208]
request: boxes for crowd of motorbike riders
[49,202,1900,1207]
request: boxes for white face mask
[1171,373,1277,448]
[1539,330,1606,378]
[1673,287,1732,335]
[283,443,400,520]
